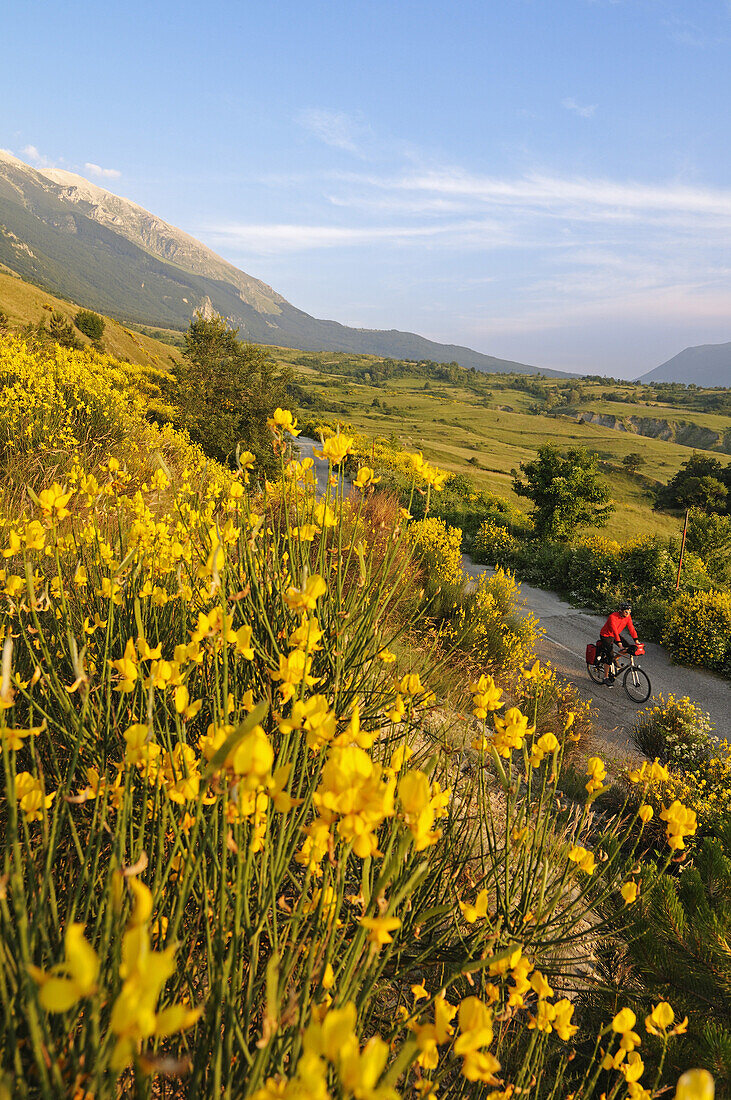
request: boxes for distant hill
[639,342,731,387]
[0,150,572,378]
[0,267,181,373]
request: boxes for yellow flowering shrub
[662,590,731,673]
[0,364,701,1096]
[474,518,520,564]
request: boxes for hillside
[0,267,181,373]
[0,150,572,377]
[639,341,731,386]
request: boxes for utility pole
[675,508,690,591]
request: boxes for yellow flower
[585,755,607,796]
[271,648,320,703]
[568,845,596,875]
[493,707,534,757]
[638,804,653,824]
[354,466,381,490]
[468,673,503,719]
[228,725,274,787]
[360,915,401,946]
[285,574,327,612]
[675,1069,715,1100]
[386,693,406,723]
[267,408,300,436]
[645,1001,688,1036]
[111,638,138,693]
[553,999,578,1041]
[622,1051,645,1083]
[621,881,639,905]
[315,433,354,465]
[612,1008,637,1034]
[29,924,98,1011]
[660,800,697,850]
[628,759,670,783]
[459,889,489,924]
[37,482,74,521]
[14,772,56,821]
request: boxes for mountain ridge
[0,150,573,377]
[638,341,731,387]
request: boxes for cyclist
[597,601,640,686]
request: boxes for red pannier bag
[586,642,597,665]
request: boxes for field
[272,348,730,543]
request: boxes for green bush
[662,590,731,672]
[632,694,715,771]
[74,309,106,342]
[588,829,731,1094]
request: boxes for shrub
[406,515,464,620]
[588,829,731,1094]
[450,567,539,675]
[632,694,715,771]
[662,590,731,672]
[74,308,106,342]
[474,517,519,566]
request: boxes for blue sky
[2,0,731,376]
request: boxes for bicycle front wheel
[623,666,651,703]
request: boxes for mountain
[639,342,731,387]
[0,150,571,377]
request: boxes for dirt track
[462,556,729,762]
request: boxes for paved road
[462,555,729,760]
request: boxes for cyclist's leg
[598,637,615,681]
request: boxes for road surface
[463,555,729,760]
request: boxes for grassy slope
[270,347,729,543]
[0,268,183,374]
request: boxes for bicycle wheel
[623,666,651,703]
[587,659,604,685]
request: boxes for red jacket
[600,611,638,643]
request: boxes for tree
[173,313,292,474]
[48,311,82,349]
[622,452,644,475]
[512,444,614,541]
[656,452,730,515]
[686,508,731,584]
[74,309,105,343]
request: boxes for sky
[2,0,731,377]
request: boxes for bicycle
[586,642,651,703]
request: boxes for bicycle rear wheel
[623,666,651,703]
[587,660,604,685]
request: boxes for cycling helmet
[618,601,632,613]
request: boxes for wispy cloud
[296,108,366,154]
[22,144,56,169]
[84,162,121,179]
[360,168,731,224]
[205,219,514,254]
[561,97,597,118]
